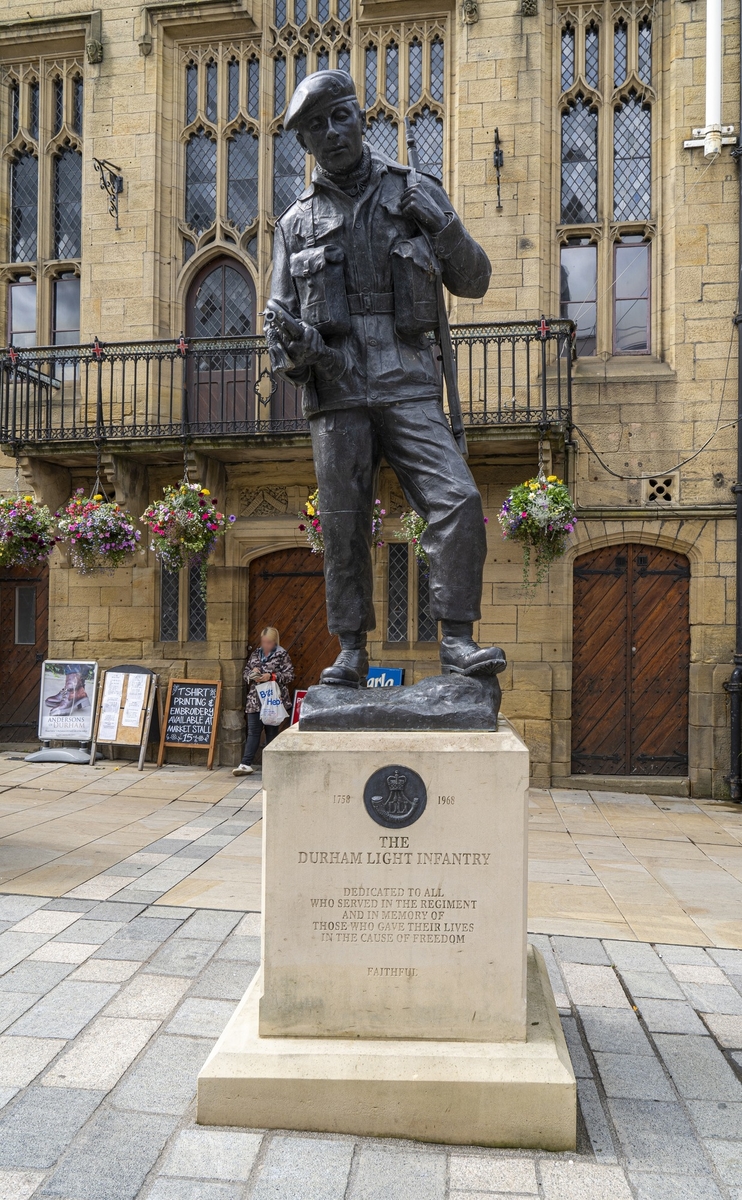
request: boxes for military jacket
[269,147,491,415]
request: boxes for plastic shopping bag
[257,679,289,726]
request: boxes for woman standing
[232,626,295,776]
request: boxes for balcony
[0,320,573,454]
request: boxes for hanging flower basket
[56,489,141,575]
[298,489,385,555]
[395,510,430,564]
[395,509,489,566]
[0,495,56,569]
[141,482,235,590]
[498,474,577,589]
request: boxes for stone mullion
[37,62,55,345]
[597,5,612,359]
[257,38,275,316]
[216,55,227,229]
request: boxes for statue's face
[297,100,365,173]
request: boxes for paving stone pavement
[0,761,741,1196]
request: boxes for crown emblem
[363,764,427,829]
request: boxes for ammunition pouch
[391,235,440,342]
[289,245,350,338]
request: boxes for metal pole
[725,13,742,801]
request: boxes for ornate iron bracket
[92,158,123,230]
[493,128,504,211]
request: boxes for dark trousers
[241,712,281,765]
[310,400,487,634]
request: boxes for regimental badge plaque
[363,764,427,829]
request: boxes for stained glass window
[295,52,306,87]
[338,47,351,72]
[29,81,38,140]
[338,0,350,20]
[410,107,443,178]
[409,40,423,103]
[560,98,597,223]
[188,562,207,641]
[185,131,217,233]
[160,568,180,641]
[73,77,83,133]
[614,237,649,354]
[295,0,307,21]
[317,49,329,71]
[228,129,259,228]
[247,235,258,258]
[274,56,286,115]
[228,60,240,120]
[638,21,652,85]
[273,127,305,214]
[384,44,399,105]
[387,543,409,642]
[613,95,651,221]
[430,38,444,103]
[247,58,260,117]
[560,241,597,356]
[54,77,64,133]
[275,0,287,26]
[614,21,627,87]
[10,83,19,138]
[365,46,378,105]
[417,562,437,642]
[561,26,575,92]
[366,113,398,159]
[186,63,198,123]
[585,25,599,89]
[53,149,82,259]
[206,62,218,122]
[318,0,329,23]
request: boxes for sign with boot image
[38,661,98,742]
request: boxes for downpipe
[726,2,742,799]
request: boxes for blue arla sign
[367,667,405,688]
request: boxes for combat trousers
[310,399,487,635]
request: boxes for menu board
[89,671,157,770]
[158,679,222,769]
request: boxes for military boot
[319,632,369,688]
[439,621,506,678]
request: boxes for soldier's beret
[284,70,358,131]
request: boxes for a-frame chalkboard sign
[158,679,222,769]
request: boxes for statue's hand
[285,321,327,369]
[400,183,449,234]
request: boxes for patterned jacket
[243,646,295,716]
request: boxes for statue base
[299,672,502,732]
[198,949,576,1149]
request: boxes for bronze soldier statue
[266,70,502,689]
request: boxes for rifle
[405,118,468,458]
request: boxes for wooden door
[571,545,690,776]
[248,548,339,694]
[0,565,49,742]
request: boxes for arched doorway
[186,256,256,428]
[186,257,255,338]
[248,548,339,697]
[571,544,690,776]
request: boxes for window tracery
[557,3,654,357]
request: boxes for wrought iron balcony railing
[0,320,573,446]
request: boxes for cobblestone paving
[0,891,741,1192]
[0,762,741,1197]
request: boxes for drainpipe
[705,0,723,156]
[725,0,742,801]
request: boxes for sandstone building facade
[0,0,738,796]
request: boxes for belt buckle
[363,293,372,314]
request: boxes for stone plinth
[260,725,528,1042]
[198,947,575,1149]
[198,720,576,1149]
